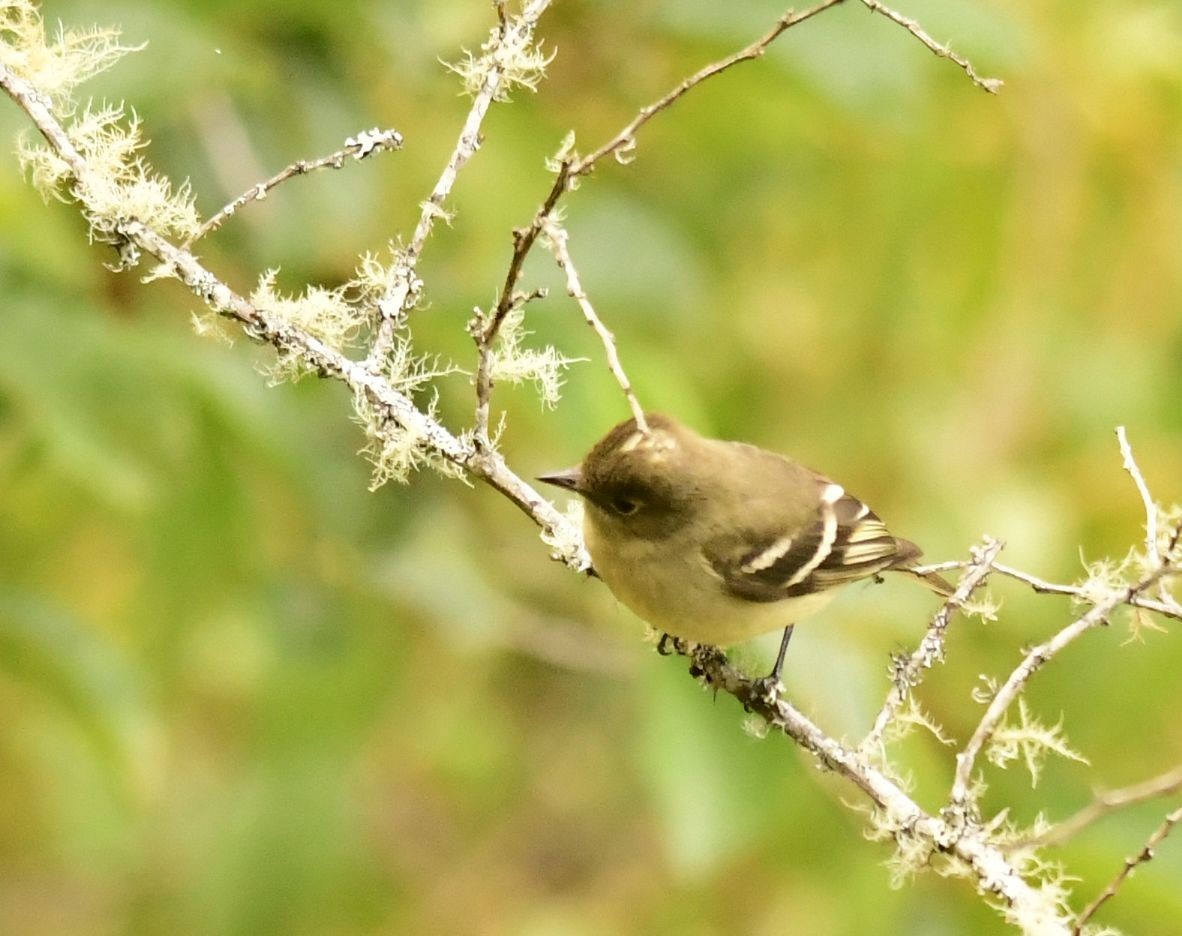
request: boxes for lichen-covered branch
[950,433,1181,815]
[0,44,588,573]
[862,536,1002,754]
[367,0,555,370]
[687,644,1077,934]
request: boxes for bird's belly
[587,527,834,646]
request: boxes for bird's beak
[537,466,583,493]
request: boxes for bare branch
[1118,425,1160,566]
[1073,803,1182,934]
[992,562,1182,623]
[570,0,847,176]
[858,0,1003,93]
[543,221,647,432]
[862,537,1002,753]
[184,127,403,247]
[1024,763,1182,850]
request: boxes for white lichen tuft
[250,270,365,380]
[0,1,140,112]
[884,696,956,748]
[986,698,1089,788]
[190,308,235,346]
[1075,552,1134,609]
[353,391,457,488]
[865,813,937,889]
[993,851,1079,935]
[961,593,1001,623]
[350,336,464,488]
[4,4,198,245]
[444,18,554,102]
[486,306,580,409]
[19,103,200,243]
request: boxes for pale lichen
[986,698,1089,789]
[486,306,580,409]
[0,1,139,112]
[445,19,554,102]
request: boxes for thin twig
[859,0,1003,93]
[1118,426,1160,566]
[862,537,1002,753]
[993,562,1182,622]
[1023,764,1182,850]
[471,159,572,445]
[183,127,403,247]
[1115,424,1179,614]
[1073,803,1182,934]
[570,0,847,175]
[542,221,647,431]
[913,560,1182,623]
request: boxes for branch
[1073,803,1182,934]
[688,644,1075,933]
[183,127,403,247]
[1001,563,1182,623]
[472,158,572,444]
[542,220,647,432]
[858,0,1003,93]
[862,537,1002,753]
[475,1,850,426]
[1117,425,1160,565]
[367,0,554,369]
[1023,763,1182,850]
[571,0,847,175]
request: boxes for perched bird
[539,413,947,685]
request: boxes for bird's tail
[895,565,956,598]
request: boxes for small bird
[539,413,947,686]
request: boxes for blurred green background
[2,0,1181,933]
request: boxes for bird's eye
[610,497,639,516]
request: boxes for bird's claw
[746,675,784,711]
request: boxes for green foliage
[2,1,1182,934]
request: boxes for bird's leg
[750,624,794,707]
[770,624,794,682]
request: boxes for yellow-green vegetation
[1,1,1180,934]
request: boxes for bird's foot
[747,674,785,711]
[656,633,691,656]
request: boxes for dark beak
[537,466,583,493]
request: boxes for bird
[538,412,948,688]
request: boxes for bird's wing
[702,483,920,603]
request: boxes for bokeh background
[2,0,1181,933]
